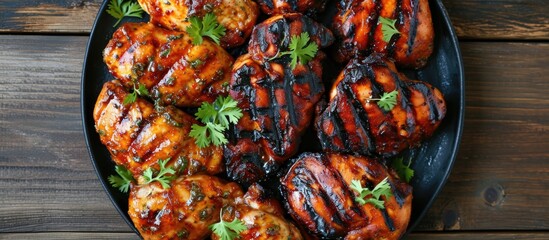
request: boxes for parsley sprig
[123,83,149,105]
[379,17,401,43]
[186,13,226,45]
[142,158,177,189]
[369,90,398,111]
[106,0,145,27]
[392,157,414,183]
[272,32,319,70]
[190,96,243,148]
[108,165,135,193]
[209,209,247,240]
[350,177,393,209]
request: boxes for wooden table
[0,0,547,239]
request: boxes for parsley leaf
[108,165,135,193]
[369,90,398,111]
[123,83,149,105]
[142,158,176,189]
[186,13,226,45]
[209,210,247,240]
[106,0,145,27]
[274,32,319,69]
[392,157,414,183]
[190,96,242,148]
[379,17,401,43]
[350,177,393,209]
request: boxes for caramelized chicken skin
[93,80,223,180]
[281,152,413,239]
[316,55,446,157]
[332,0,434,68]
[129,175,244,240]
[137,0,259,48]
[224,13,334,184]
[211,184,303,240]
[103,22,233,107]
[257,0,328,16]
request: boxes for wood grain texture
[416,42,549,230]
[0,35,131,232]
[409,232,549,240]
[0,0,101,33]
[0,0,548,39]
[0,37,548,233]
[442,0,549,40]
[0,232,138,240]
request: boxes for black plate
[81,0,464,237]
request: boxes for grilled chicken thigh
[332,0,434,68]
[224,13,334,184]
[129,175,244,240]
[137,0,259,48]
[93,80,223,180]
[211,184,303,240]
[316,55,446,157]
[257,0,328,16]
[103,22,233,107]
[281,152,412,239]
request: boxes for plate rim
[81,0,465,236]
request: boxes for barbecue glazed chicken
[316,55,446,157]
[211,184,303,240]
[103,22,233,107]
[129,175,244,240]
[93,80,223,180]
[257,0,328,16]
[332,0,434,68]
[281,152,413,239]
[137,0,259,48]
[224,13,334,185]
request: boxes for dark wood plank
[416,42,549,230]
[409,232,549,239]
[0,232,138,239]
[442,0,549,40]
[0,0,548,40]
[0,36,547,232]
[0,35,131,232]
[0,0,101,33]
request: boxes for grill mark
[366,0,381,55]
[391,71,417,134]
[330,104,352,150]
[387,0,403,58]
[341,82,376,154]
[283,67,298,126]
[407,0,420,55]
[389,180,406,208]
[293,165,345,237]
[266,80,284,155]
[364,64,384,98]
[408,82,440,121]
[380,207,396,231]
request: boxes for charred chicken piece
[281,152,413,239]
[93,80,223,180]
[224,14,334,185]
[257,0,328,16]
[137,0,258,48]
[316,55,446,157]
[129,174,244,240]
[211,184,303,240]
[103,22,233,107]
[332,0,434,68]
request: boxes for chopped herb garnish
[106,0,145,27]
[369,90,398,111]
[379,17,401,43]
[142,158,177,189]
[350,177,393,209]
[186,13,226,45]
[272,32,318,70]
[108,165,135,193]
